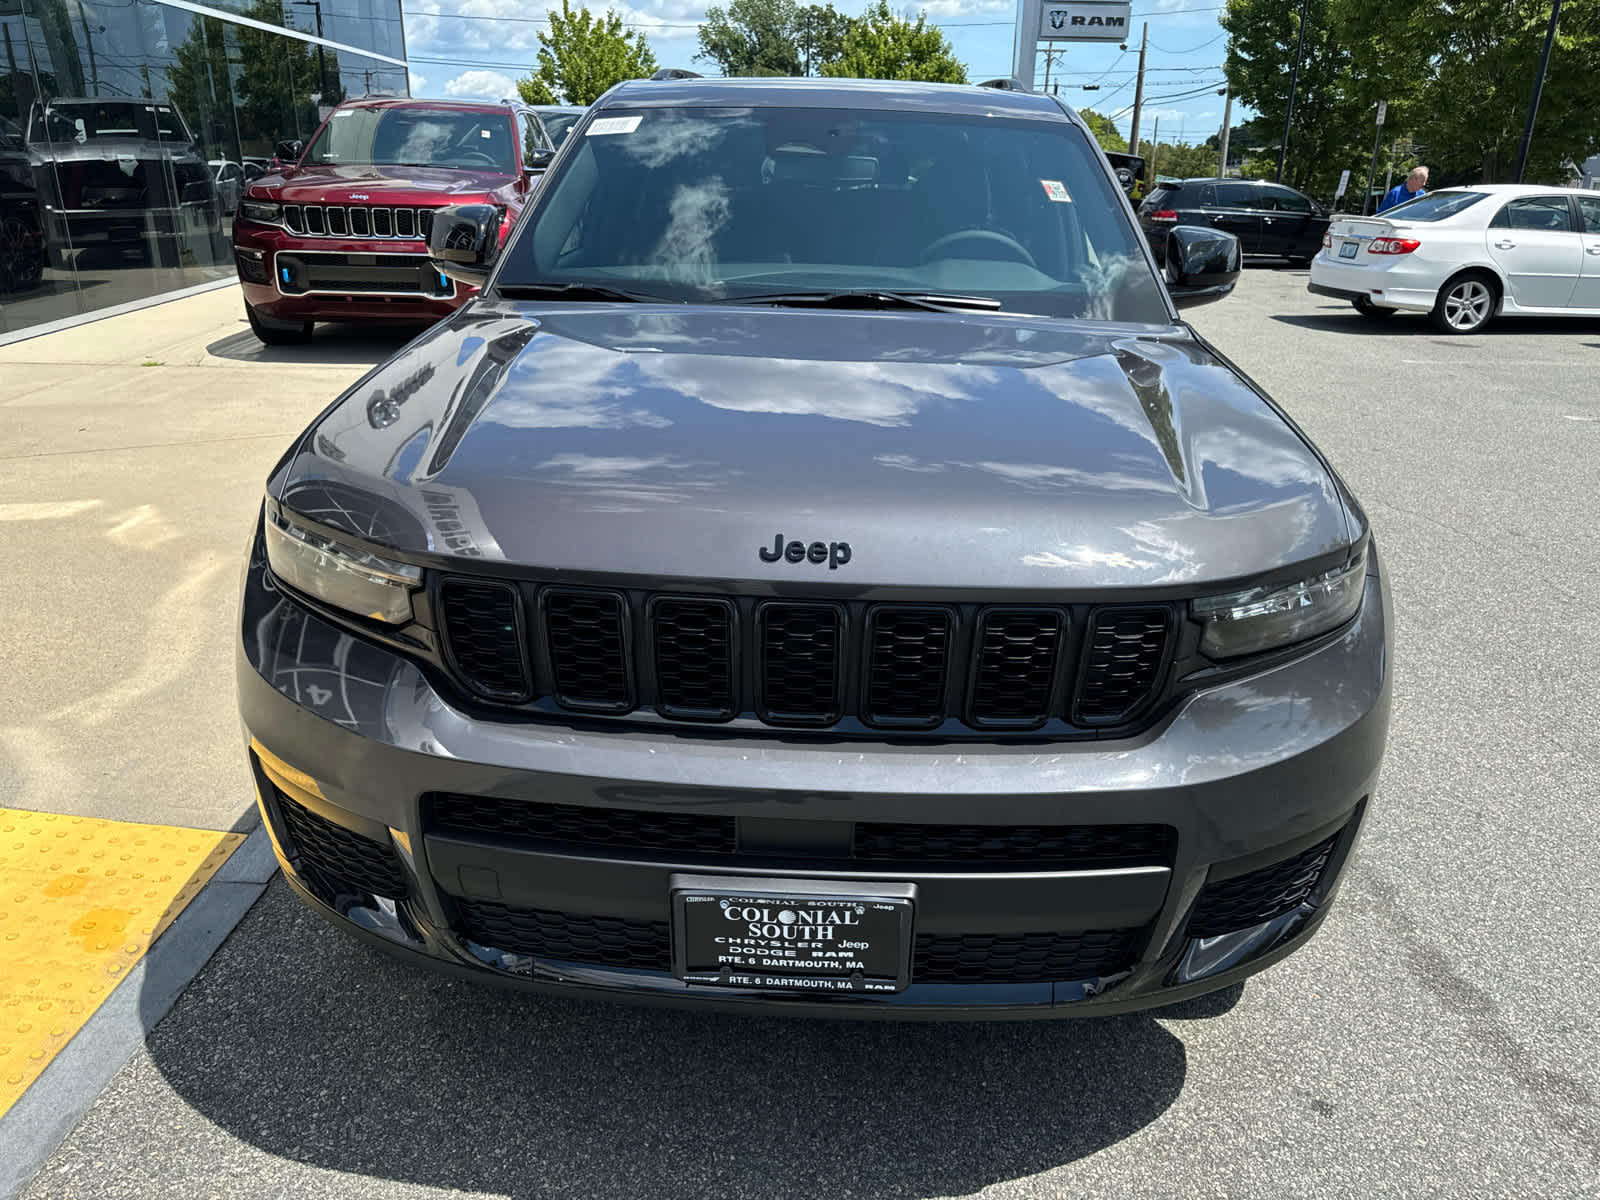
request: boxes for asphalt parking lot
[6,269,1600,1198]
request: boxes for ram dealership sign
[1039,0,1131,40]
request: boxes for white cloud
[918,0,1011,15]
[408,71,427,95]
[442,70,520,101]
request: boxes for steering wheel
[919,229,1037,269]
[452,150,500,168]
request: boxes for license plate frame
[670,874,915,995]
[1339,240,1360,259]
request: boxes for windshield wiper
[716,289,1002,313]
[495,282,668,303]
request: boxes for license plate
[672,876,914,994]
[1339,240,1360,259]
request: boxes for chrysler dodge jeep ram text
[238,78,1391,1018]
[231,97,555,344]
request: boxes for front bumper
[237,539,1392,1018]
[233,219,471,323]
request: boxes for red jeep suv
[232,97,555,344]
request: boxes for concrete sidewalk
[0,285,421,832]
[0,287,427,1194]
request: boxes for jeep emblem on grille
[760,534,851,569]
[349,193,370,200]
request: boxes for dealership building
[0,0,409,339]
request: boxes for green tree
[1222,0,1367,194]
[1139,139,1221,179]
[697,0,802,77]
[516,0,657,107]
[821,2,966,83]
[796,4,853,75]
[1332,0,1600,182]
[1079,108,1127,153]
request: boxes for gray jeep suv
[238,78,1390,1018]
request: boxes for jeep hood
[277,304,1351,591]
[265,163,515,201]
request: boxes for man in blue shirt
[1379,166,1429,213]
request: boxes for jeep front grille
[282,204,441,241]
[434,582,1177,737]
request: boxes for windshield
[1382,190,1487,222]
[29,102,188,144]
[304,106,516,172]
[542,112,581,147]
[502,105,1168,321]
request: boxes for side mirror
[1165,225,1241,309]
[524,147,555,173]
[273,139,303,165]
[429,202,500,286]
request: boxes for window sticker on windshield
[587,115,642,135]
[1040,179,1071,202]
[333,109,354,117]
[480,128,492,138]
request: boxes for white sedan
[1308,183,1600,333]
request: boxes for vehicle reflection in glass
[26,98,221,270]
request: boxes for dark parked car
[1138,177,1331,265]
[239,78,1389,1019]
[1103,151,1146,198]
[528,104,585,148]
[1,115,46,293]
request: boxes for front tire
[1353,296,1396,320]
[246,303,313,345]
[1430,272,1497,334]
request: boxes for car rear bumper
[237,532,1392,1019]
[233,220,472,322]
[1309,253,1438,312]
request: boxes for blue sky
[403,0,1246,147]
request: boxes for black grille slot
[349,206,371,236]
[456,900,670,970]
[274,790,408,900]
[283,204,304,233]
[855,822,1173,868]
[759,603,843,725]
[545,590,631,711]
[652,597,735,720]
[303,205,325,235]
[419,209,436,241]
[431,793,737,854]
[395,208,416,238]
[913,928,1137,984]
[864,607,951,727]
[374,208,393,236]
[325,206,348,236]
[970,609,1063,727]
[1074,607,1171,724]
[1189,834,1338,938]
[439,579,529,701]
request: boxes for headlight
[264,507,421,624]
[239,200,282,225]
[1191,545,1367,659]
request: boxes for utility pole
[1276,0,1308,183]
[1514,0,1563,182]
[1128,23,1148,159]
[1216,86,1232,177]
[1149,115,1160,183]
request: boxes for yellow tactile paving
[0,808,243,1117]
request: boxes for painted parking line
[0,808,243,1118]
